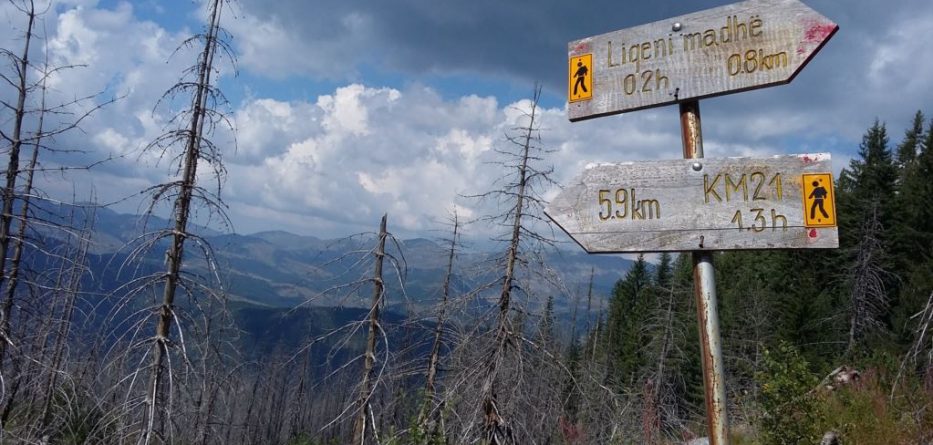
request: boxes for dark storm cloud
[235,0,916,81]
[235,0,933,148]
[235,0,722,85]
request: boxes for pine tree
[655,252,673,290]
[639,252,690,438]
[768,249,844,365]
[896,117,933,269]
[561,335,582,422]
[891,116,933,341]
[837,120,898,355]
[838,120,898,222]
[715,251,779,397]
[895,111,924,177]
[671,253,704,420]
[606,255,651,389]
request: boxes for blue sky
[3,0,933,239]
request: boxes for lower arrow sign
[546,154,838,252]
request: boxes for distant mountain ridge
[36,203,633,313]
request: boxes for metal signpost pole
[680,100,729,445]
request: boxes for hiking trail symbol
[568,54,592,102]
[802,173,836,227]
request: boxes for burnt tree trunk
[419,213,460,434]
[481,88,542,445]
[0,0,36,363]
[142,0,225,442]
[352,214,388,445]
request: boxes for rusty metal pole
[680,100,730,445]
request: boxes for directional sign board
[545,154,838,253]
[567,0,837,121]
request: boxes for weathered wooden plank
[545,153,839,253]
[567,0,837,121]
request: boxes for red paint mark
[573,42,591,54]
[799,22,837,54]
[801,154,822,163]
[805,23,837,43]
[808,228,818,238]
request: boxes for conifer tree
[837,120,898,355]
[838,120,898,222]
[896,118,933,268]
[892,116,933,339]
[895,111,924,176]
[606,255,651,388]
[655,252,673,290]
[638,252,691,438]
[670,253,704,421]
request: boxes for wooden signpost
[567,0,838,121]
[551,1,837,444]
[546,154,838,253]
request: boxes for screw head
[692,162,703,171]
[672,22,683,32]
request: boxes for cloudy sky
[3,0,932,239]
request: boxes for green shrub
[756,342,821,445]
[756,345,933,444]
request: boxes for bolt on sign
[545,154,839,253]
[567,0,837,121]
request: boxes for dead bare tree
[96,0,237,442]
[265,217,411,444]
[0,4,115,440]
[352,214,388,445]
[35,204,96,438]
[0,0,38,292]
[482,88,539,444]
[0,0,42,365]
[0,1,113,366]
[414,211,461,441]
[0,5,42,422]
[846,202,890,354]
[893,290,933,394]
[451,84,561,444]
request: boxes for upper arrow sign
[567,0,837,121]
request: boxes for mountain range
[36,203,634,316]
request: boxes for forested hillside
[1,0,931,444]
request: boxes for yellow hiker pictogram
[568,54,592,102]
[802,173,836,227]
